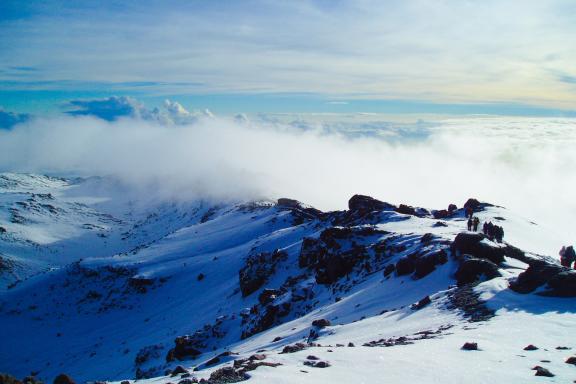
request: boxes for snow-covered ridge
[0,174,574,384]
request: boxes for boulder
[523,344,538,351]
[452,233,505,264]
[565,356,576,365]
[413,250,448,279]
[396,204,416,216]
[509,259,576,296]
[412,295,431,310]
[455,256,501,286]
[312,319,331,328]
[53,375,75,384]
[258,289,280,305]
[461,342,478,351]
[348,195,395,212]
[532,366,554,377]
[395,257,415,276]
[239,250,287,297]
[208,367,246,383]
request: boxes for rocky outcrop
[348,195,395,213]
[239,250,287,297]
[452,232,505,264]
[510,260,576,297]
[455,256,501,286]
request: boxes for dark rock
[348,342,355,347]
[53,375,75,384]
[166,335,203,362]
[455,256,501,286]
[306,355,320,360]
[463,198,482,211]
[172,366,189,375]
[433,221,448,227]
[178,380,195,384]
[413,249,448,279]
[277,198,302,209]
[395,257,415,276]
[239,250,287,297]
[128,277,154,293]
[248,354,266,361]
[272,336,283,342]
[208,367,246,383]
[197,273,205,281]
[510,259,576,296]
[348,195,395,213]
[205,356,220,366]
[556,346,571,350]
[383,264,395,277]
[448,204,458,212]
[303,360,331,368]
[432,210,451,219]
[420,233,434,243]
[566,356,576,365]
[121,381,130,384]
[547,270,576,297]
[412,295,431,310]
[532,366,554,377]
[396,204,416,216]
[524,344,538,351]
[280,343,307,354]
[461,342,478,351]
[312,319,331,328]
[258,289,280,305]
[452,232,505,264]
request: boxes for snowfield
[0,173,574,384]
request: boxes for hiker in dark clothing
[494,225,504,243]
[473,217,480,232]
[486,221,494,240]
[467,217,473,231]
[561,245,576,268]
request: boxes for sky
[1,0,576,115]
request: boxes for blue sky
[1,0,576,116]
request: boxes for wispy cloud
[1,0,576,110]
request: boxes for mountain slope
[0,174,574,384]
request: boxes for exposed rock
[166,335,203,362]
[348,195,395,213]
[128,277,155,294]
[306,355,320,360]
[461,342,478,351]
[208,367,246,383]
[420,233,434,243]
[348,342,355,347]
[532,366,554,377]
[432,210,451,219]
[452,233,505,264]
[413,249,448,279]
[455,256,501,286]
[524,344,538,351]
[312,319,331,328]
[53,375,75,384]
[383,264,395,277]
[396,204,416,216]
[395,257,415,276]
[239,250,287,297]
[280,343,307,354]
[432,221,448,227]
[510,259,576,296]
[258,289,280,305]
[412,295,431,310]
[303,360,331,368]
[565,356,576,365]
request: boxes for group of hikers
[559,245,576,268]
[466,214,505,243]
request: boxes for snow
[0,173,574,384]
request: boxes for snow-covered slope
[0,174,574,384]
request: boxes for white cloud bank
[0,111,575,247]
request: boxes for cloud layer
[0,106,575,247]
